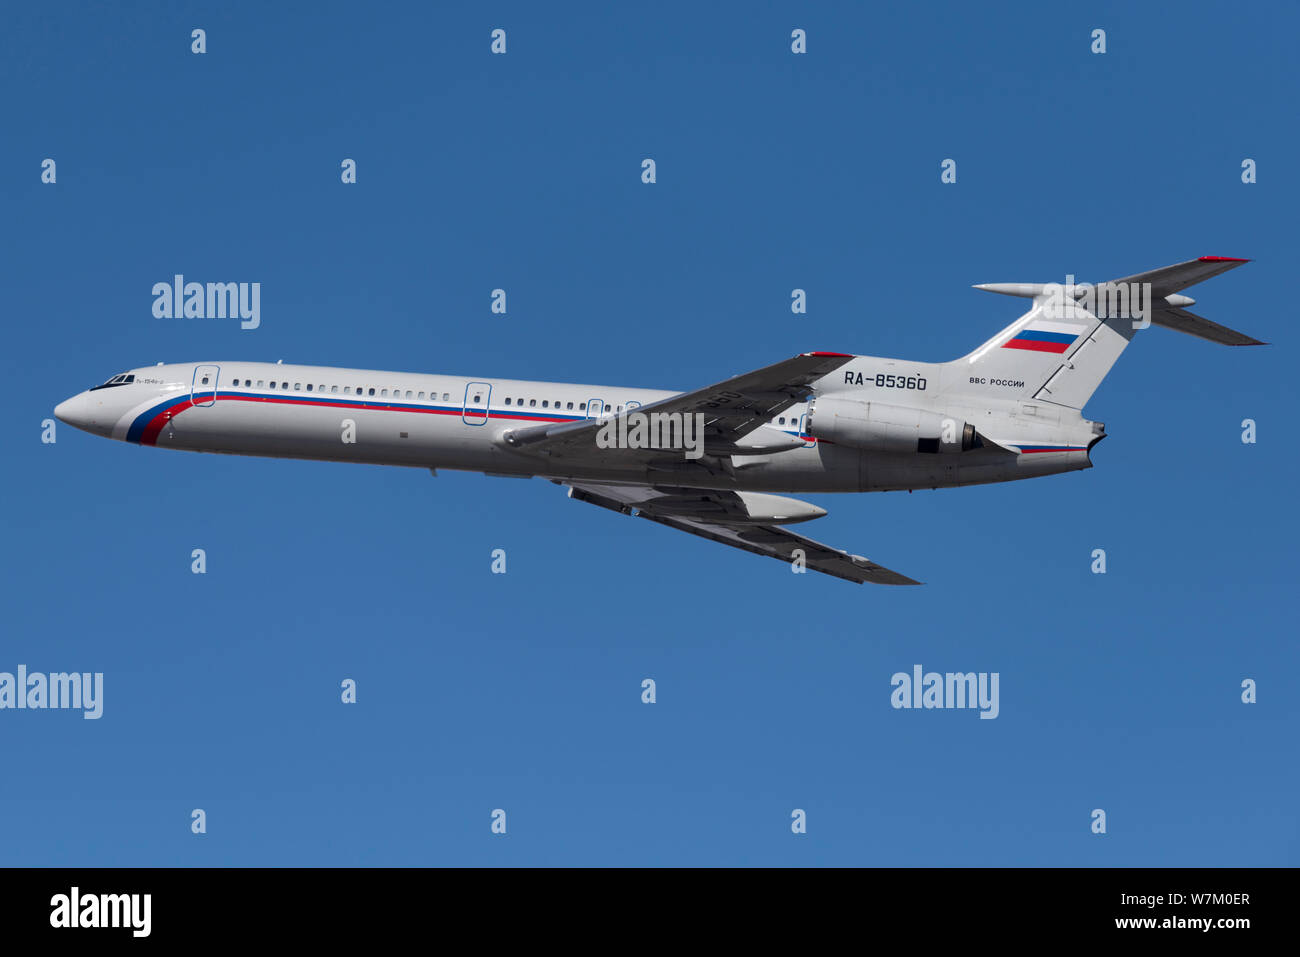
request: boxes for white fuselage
[54,360,1094,493]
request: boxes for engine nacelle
[805,396,982,453]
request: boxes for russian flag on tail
[1001,319,1087,354]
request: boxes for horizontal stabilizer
[973,257,1263,346]
[1104,256,1250,296]
[1109,257,1264,346]
[1150,305,1264,346]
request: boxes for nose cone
[54,392,111,437]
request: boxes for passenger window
[381,389,388,397]
[257,380,264,387]
[418,391,424,399]
[269,381,276,389]
[567,402,574,410]
[579,402,586,410]
[542,401,548,408]
[306,384,313,392]
[529,399,536,407]
[368,388,375,396]
[442,393,449,401]
[294,383,302,391]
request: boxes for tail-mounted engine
[805,395,984,453]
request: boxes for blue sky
[2,1,1296,865]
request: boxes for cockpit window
[90,373,136,391]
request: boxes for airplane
[54,257,1263,585]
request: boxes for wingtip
[1198,256,1251,263]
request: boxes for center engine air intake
[805,396,983,453]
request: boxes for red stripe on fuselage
[143,393,579,442]
[138,392,823,443]
[140,398,196,444]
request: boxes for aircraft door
[463,382,492,425]
[797,411,815,447]
[192,365,220,407]
[586,398,604,419]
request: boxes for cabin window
[579,402,586,410]
[257,380,264,387]
[368,388,376,396]
[541,401,548,408]
[269,381,276,389]
[306,384,313,392]
[381,389,389,397]
[331,386,338,394]
[418,391,424,399]
[294,383,301,391]
[566,402,574,410]
[442,393,449,401]
[529,399,536,407]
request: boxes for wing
[561,481,920,585]
[501,352,855,461]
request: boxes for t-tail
[945,256,1263,411]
